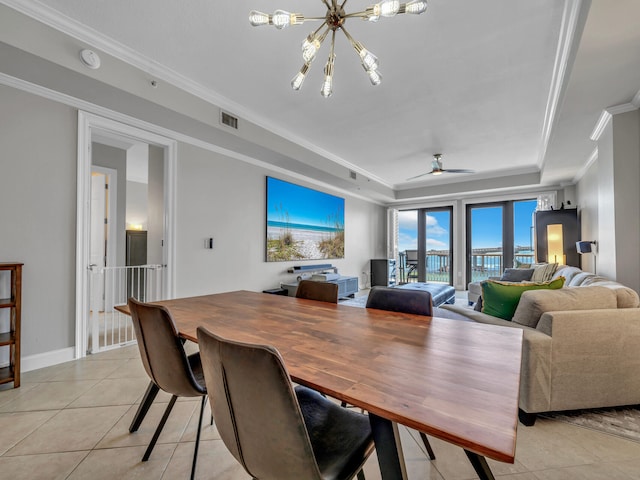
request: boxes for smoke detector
[80,49,101,70]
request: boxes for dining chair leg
[419,432,436,460]
[143,395,177,461]
[130,381,160,433]
[190,395,207,480]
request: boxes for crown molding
[0,0,392,190]
[590,110,611,141]
[590,100,639,141]
[573,147,598,183]
[538,0,589,170]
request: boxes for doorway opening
[76,112,177,358]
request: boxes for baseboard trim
[21,347,76,372]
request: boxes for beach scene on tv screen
[266,177,345,262]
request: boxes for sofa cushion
[581,281,640,308]
[512,286,618,328]
[568,271,597,286]
[500,268,535,282]
[481,277,565,321]
[552,265,582,284]
[530,263,558,283]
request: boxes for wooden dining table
[117,290,522,480]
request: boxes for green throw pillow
[481,277,565,320]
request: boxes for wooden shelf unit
[0,262,22,388]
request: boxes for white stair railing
[88,265,164,353]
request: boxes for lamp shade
[576,241,594,254]
[547,224,566,265]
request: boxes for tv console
[281,276,359,300]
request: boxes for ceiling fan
[406,154,475,181]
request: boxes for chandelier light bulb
[359,48,379,72]
[364,9,380,22]
[291,64,310,91]
[321,57,335,98]
[403,0,428,15]
[302,34,321,63]
[321,74,333,98]
[379,0,400,17]
[271,9,304,29]
[367,69,382,86]
[249,10,270,26]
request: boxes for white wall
[174,142,386,297]
[0,83,386,364]
[612,110,640,292]
[575,160,599,273]
[0,85,77,357]
[577,108,640,292]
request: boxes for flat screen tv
[266,176,345,262]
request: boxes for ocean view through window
[398,207,453,284]
[466,200,537,283]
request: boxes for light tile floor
[2,338,640,479]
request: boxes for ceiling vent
[220,111,239,129]
[349,170,357,180]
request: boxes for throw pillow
[530,263,558,283]
[481,277,565,321]
[512,285,617,328]
[500,268,535,282]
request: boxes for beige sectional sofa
[443,265,640,425]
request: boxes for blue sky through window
[398,210,451,253]
[398,200,536,253]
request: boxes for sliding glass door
[466,199,536,283]
[513,200,536,266]
[398,210,418,283]
[397,207,453,285]
[467,204,505,283]
[424,208,453,284]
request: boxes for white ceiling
[3,0,640,202]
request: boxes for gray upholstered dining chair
[196,326,375,480]
[295,279,339,303]
[364,286,436,460]
[365,286,433,316]
[128,298,207,480]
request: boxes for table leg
[129,381,159,433]
[464,450,496,480]
[368,413,408,480]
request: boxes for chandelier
[249,0,428,97]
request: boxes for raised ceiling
[2,0,639,203]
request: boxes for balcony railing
[398,250,535,284]
[470,254,535,283]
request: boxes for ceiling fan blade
[443,169,475,174]
[406,171,434,181]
